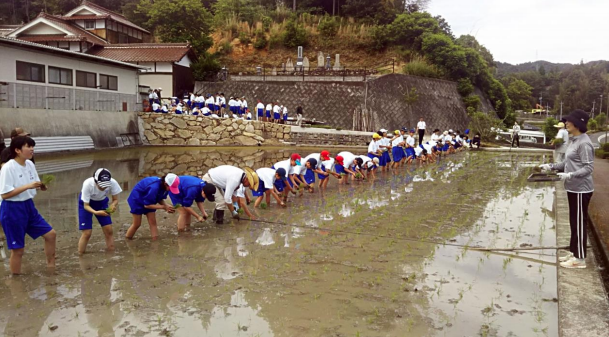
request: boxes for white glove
[539,164,552,171]
[557,172,572,181]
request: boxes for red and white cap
[165,173,180,194]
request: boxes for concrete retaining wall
[196,74,496,133]
[0,108,138,148]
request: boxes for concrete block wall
[0,108,139,148]
[196,74,496,134]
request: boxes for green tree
[138,0,213,54]
[468,111,503,141]
[318,15,339,38]
[456,35,494,68]
[212,0,262,25]
[282,17,308,47]
[457,78,474,97]
[542,117,559,140]
[506,78,533,111]
[389,12,440,50]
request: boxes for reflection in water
[0,149,558,337]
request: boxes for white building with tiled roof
[5,1,195,98]
[0,36,145,111]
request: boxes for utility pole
[560,101,563,121]
[293,0,296,11]
[332,0,335,15]
[601,94,604,118]
[592,101,596,119]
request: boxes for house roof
[87,43,193,63]
[65,1,150,34]
[61,14,110,20]
[0,36,146,70]
[9,12,108,46]
[0,25,22,37]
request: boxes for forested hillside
[2,0,547,126]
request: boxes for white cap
[379,129,387,133]
[165,173,180,194]
[449,129,453,133]
[372,157,380,164]
[366,161,374,168]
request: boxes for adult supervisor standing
[203,165,259,223]
[552,121,569,162]
[539,110,594,269]
[416,118,426,145]
[511,122,520,148]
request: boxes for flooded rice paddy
[0,147,558,337]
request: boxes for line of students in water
[0,127,472,274]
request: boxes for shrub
[457,78,474,97]
[282,18,307,48]
[216,41,233,55]
[318,16,339,38]
[463,95,481,111]
[542,117,559,141]
[253,29,267,49]
[588,119,599,132]
[268,33,282,50]
[468,111,503,141]
[595,113,607,128]
[191,52,222,81]
[238,31,251,44]
[603,143,609,152]
[261,16,272,31]
[402,60,443,78]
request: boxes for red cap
[335,156,344,165]
[290,153,301,161]
[320,150,330,161]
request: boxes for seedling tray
[527,173,560,182]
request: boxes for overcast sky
[427,0,608,65]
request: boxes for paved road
[590,131,608,148]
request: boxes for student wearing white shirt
[391,130,405,168]
[175,103,183,114]
[377,130,392,171]
[552,122,570,162]
[205,95,214,111]
[220,93,226,114]
[282,106,288,124]
[0,136,56,274]
[152,102,161,113]
[241,97,248,116]
[367,133,382,161]
[228,97,235,116]
[334,152,359,183]
[511,122,521,148]
[273,103,281,123]
[253,167,287,208]
[256,100,265,120]
[265,102,272,122]
[214,93,221,112]
[78,168,122,254]
[201,106,211,116]
[148,90,154,109]
[202,165,259,223]
[246,111,252,120]
[430,129,441,142]
[161,104,169,113]
[416,117,426,145]
[357,155,380,179]
[272,154,302,201]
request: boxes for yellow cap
[372,133,381,139]
[394,130,400,134]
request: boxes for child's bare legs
[126,214,142,239]
[146,212,159,240]
[102,225,114,251]
[78,229,92,255]
[9,248,24,275]
[43,229,56,269]
[254,195,264,208]
[177,208,191,232]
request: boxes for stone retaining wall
[139,113,291,146]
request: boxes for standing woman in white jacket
[540,110,594,269]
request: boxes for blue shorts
[127,194,156,215]
[405,148,415,159]
[274,112,280,120]
[78,195,112,230]
[304,169,316,184]
[266,111,271,118]
[380,151,391,166]
[392,147,403,162]
[273,177,292,192]
[283,115,288,121]
[258,109,264,117]
[335,164,346,174]
[0,199,53,250]
[252,180,271,197]
[442,144,450,152]
[222,104,226,108]
[317,164,328,180]
[215,105,220,111]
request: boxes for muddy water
[0,147,557,337]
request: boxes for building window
[16,61,45,83]
[99,74,118,90]
[84,20,95,29]
[76,70,96,88]
[48,66,72,86]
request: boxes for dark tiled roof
[61,14,110,20]
[79,1,149,34]
[87,43,192,62]
[30,12,108,45]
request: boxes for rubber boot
[214,210,225,224]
